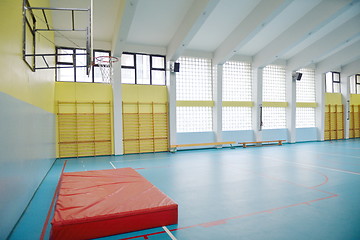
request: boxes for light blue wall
[296,127,318,142]
[262,129,288,141]
[223,130,255,145]
[176,132,216,150]
[0,92,56,239]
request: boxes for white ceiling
[48,0,360,74]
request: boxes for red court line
[40,160,67,240]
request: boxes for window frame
[55,47,111,83]
[325,71,341,93]
[350,74,360,94]
[121,52,166,85]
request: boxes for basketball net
[95,56,119,84]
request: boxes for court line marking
[162,226,177,240]
[275,159,360,176]
[110,161,116,169]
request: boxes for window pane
[151,70,165,85]
[93,67,104,83]
[333,82,340,93]
[222,107,252,130]
[57,66,74,82]
[176,107,212,132]
[325,72,333,93]
[76,49,87,67]
[333,72,340,82]
[223,61,252,101]
[95,51,110,58]
[76,67,92,82]
[263,65,286,102]
[297,68,315,102]
[122,53,134,67]
[356,74,360,84]
[350,75,356,94]
[296,107,315,128]
[58,49,74,63]
[262,107,286,129]
[121,68,135,84]
[152,56,165,69]
[176,57,213,100]
[136,54,150,84]
[357,84,360,94]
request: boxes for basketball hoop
[95,56,119,83]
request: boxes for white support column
[286,70,296,143]
[167,62,177,146]
[213,64,223,143]
[315,71,325,141]
[252,67,263,141]
[112,60,123,155]
[341,73,350,139]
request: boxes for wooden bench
[169,141,236,153]
[239,140,285,148]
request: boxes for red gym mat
[50,168,178,240]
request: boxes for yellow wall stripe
[176,101,215,107]
[296,102,318,108]
[262,102,288,107]
[223,101,254,107]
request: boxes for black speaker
[173,62,180,72]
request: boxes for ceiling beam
[341,59,360,77]
[288,13,360,71]
[316,40,360,74]
[213,0,292,65]
[253,0,353,68]
[166,0,219,61]
[112,0,139,57]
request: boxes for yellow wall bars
[122,84,168,154]
[55,82,114,158]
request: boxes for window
[176,107,213,132]
[176,57,212,101]
[262,65,286,129]
[263,65,286,102]
[350,74,360,94]
[176,56,213,132]
[56,47,110,83]
[120,52,166,85]
[297,68,315,102]
[262,107,286,129]
[222,61,252,131]
[222,61,252,101]
[325,71,340,93]
[222,107,252,131]
[296,108,315,128]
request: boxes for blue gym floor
[9,140,360,240]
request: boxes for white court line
[162,226,177,240]
[276,159,360,176]
[109,161,116,169]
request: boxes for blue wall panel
[262,129,288,141]
[0,92,55,239]
[222,130,255,145]
[296,127,318,142]
[176,132,216,150]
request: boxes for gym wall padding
[0,0,56,238]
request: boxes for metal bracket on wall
[22,0,93,75]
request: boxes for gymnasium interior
[1,0,360,239]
